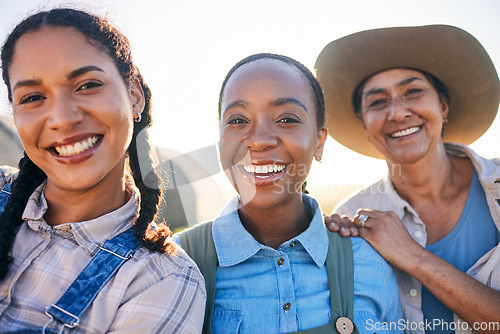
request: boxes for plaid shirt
[0,167,206,333]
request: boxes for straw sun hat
[315,25,500,159]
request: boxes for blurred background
[1,0,499,231]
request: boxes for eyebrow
[223,100,248,113]
[270,97,307,112]
[363,77,424,99]
[12,66,106,92]
[12,79,42,92]
[223,97,308,115]
[67,65,105,80]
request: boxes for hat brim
[315,25,500,159]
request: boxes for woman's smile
[10,27,137,192]
[219,58,326,208]
[388,125,422,139]
[239,163,288,186]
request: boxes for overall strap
[178,221,216,334]
[44,228,141,332]
[0,182,12,214]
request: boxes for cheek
[13,113,41,148]
[360,115,382,136]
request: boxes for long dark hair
[0,8,175,281]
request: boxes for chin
[386,151,427,166]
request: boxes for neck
[388,144,460,203]
[238,193,310,249]
[43,176,128,226]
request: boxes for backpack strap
[325,231,358,333]
[178,221,216,334]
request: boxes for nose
[243,119,278,151]
[387,96,411,121]
[46,92,84,131]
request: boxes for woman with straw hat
[316,25,500,334]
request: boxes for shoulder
[135,244,205,278]
[351,237,402,325]
[351,236,397,296]
[446,143,500,178]
[175,220,214,249]
[0,166,18,188]
[334,179,389,216]
[351,236,389,266]
[125,244,206,296]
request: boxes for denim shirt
[207,194,402,333]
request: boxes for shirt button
[410,289,418,297]
[60,225,72,232]
[414,231,422,238]
[290,241,297,247]
[277,258,285,266]
[283,303,291,311]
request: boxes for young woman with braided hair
[0,8,205,333]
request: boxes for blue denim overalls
[0,183,141,333]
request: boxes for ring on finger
[358,214,369,228]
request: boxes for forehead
[10,26,111,76]
[363,68,428,89]
[222,59,312,101]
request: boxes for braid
[1,9,176,262]
[128,72,176,255]
[0,154,46,280]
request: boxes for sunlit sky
[1,0,499,191]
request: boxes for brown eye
[278,117,300,124]
[77,81,102,91]
[405,88,423,97]
[227,117,248,125]
[367,98,388,110]
[20,94,45,104]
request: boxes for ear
[441,99,449,120]
[315,125,328,158]
[129,77,145,116]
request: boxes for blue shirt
[422,169,500,334]
[206,194,402,333]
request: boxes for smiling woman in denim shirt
[175,53,402,334]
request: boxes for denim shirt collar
[212,193,329,269]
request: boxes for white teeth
[54,136,99,157]
[390,126,421,138]
[243,164,286,175]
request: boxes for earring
[443,116,448,123]
[315,154,322,163]
[134,113,142,123]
